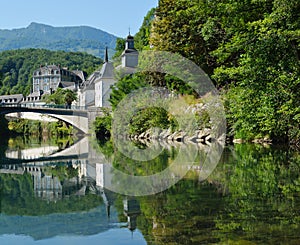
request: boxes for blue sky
[0,0,158,37]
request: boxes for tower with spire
[121,33,139,68]
[94,47,115,107]
[78,31,139,108]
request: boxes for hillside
[0,49,102,96]
[0,22,118,58]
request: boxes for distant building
[20,33,139,108]
[23,65,85,103]
[32,65,84,93]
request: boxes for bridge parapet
[0,104,107,135]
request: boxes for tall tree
[134,8,156,50]
[150,0,224,75]
[212,0,300,142]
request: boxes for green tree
[43,88,77,108]
[150,0,300,143]
[43,88,65,105]
[64,89,77,108]
[112,38,126,59]
[109,73,149,110]
[150,0,222,75]
[93,108,112,140]
[134,8,156,50]
[212,0,300,142]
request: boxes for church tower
[121,34,139,68]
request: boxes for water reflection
[0,136,299,244]
[0,136,147,243]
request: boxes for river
[0,135,299,244]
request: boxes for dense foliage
[108,72,195,136]
[0,22,117,58]
[93,108,112,140]
[43,88,78,108]
[134,8,156,51]
[109,73,149,110]
[0,48,102,96]
[112,38,126,60]
[8,118,75,137]
[132,144,300,244]
[146,0,300,143]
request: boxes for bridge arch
[0,105,89,134]
[49,114,89,134]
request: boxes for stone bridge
[0,104,104,134]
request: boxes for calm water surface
[0,135,299,244]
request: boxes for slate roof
[0,94,24,104]
[99,62,114,79]
[59,81,76,90]
[72,70,86,82]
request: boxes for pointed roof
[99,62,114,79]
[104,47,108,63]
[99,48,114,79]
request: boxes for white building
[78,34,139,108]
[78,71,100,107]
[94,48,115,107]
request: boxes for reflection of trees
[112,147,173,176]
[0,172,103,216]
[133,144,300,244]
[215,144,300,243]
[45,162,78,182]
[137,180,223,245]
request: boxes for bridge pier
[87,107,106,135]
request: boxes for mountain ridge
[0,22,118,58]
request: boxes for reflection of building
[123,198,141,232]
[32,170,63,200]
[0,163,83,202]
[96,163,113,188]
[11,165,63,201]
